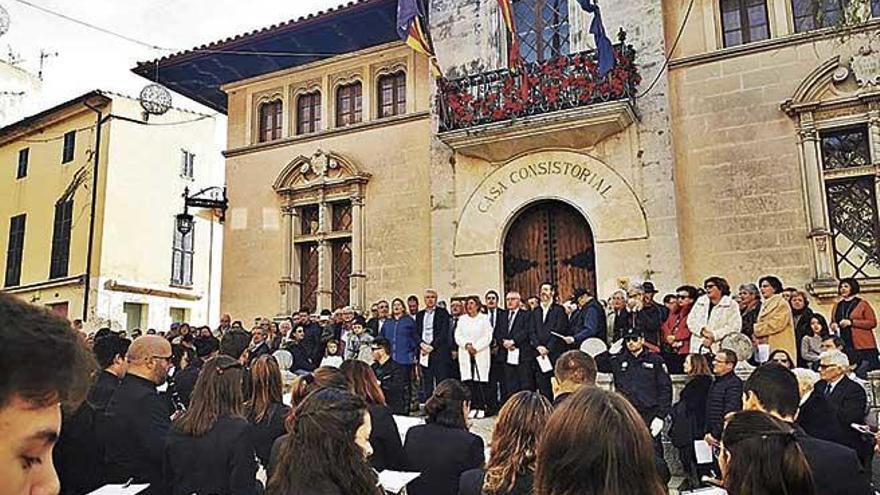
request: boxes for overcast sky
[2,0,345,114]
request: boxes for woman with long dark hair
[830,278,879,375]
[405,379,484,495]
[341,359,405,471]
[267,387,381,495]
[720,410,816,495]
[668,354,713,491]
[534,386,666,495]
[459,391,552,495]
[245,355,290,468]
[163,355,257,495]
[801,314,830,370]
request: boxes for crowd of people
[1,271,879,495]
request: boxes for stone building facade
[142,0,880,319]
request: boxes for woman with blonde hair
[459,391,553,495]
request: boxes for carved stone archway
[273,149,370,313]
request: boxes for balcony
[436,30,639,162]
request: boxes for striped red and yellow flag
[397,0,442,77]
[497,0,521,68]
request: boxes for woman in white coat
[687,277,742,355]
[455,294,493,418]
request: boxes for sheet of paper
[681,487,728,495]
[550,331,567,339]
[393,415,425,443]
[694,439,713,464]
[506,347,520,365]
[419,352,429,367]
[87,484,150,495]
[536,355,553,373]
[755,344,770,363]
[378,470,421,494]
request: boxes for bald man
[98,335,172,494]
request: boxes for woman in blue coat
[381,298,419,414]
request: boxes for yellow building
[0,90,224,332]
[142,0,880,319]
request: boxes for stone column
[350,194,366,312]
[797,118,836,282]
[279,205,300,316]
[317,199,333,311]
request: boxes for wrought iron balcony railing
[437,30,639,133]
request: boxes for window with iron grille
[720,0,770,47]
[5,214,26,287]
[171,220,194,286]
[332,201,352,231]
[258,100,283,143]
[331,240,352,309]
[791,0,847,32]
[62,131,75,163]
[181,150,195,179]
[378,72,406,118]
[300,242,319,311]
[512,0,570,64]
[16,148,28,179]
[296,92,322,135]
[336,82,363,127]
[50,200,73,279]
[820,126,880,279]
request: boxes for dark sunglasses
[704,284,717,289]
[625,336,641,343]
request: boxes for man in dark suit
[571,288,607,345]
[744,363,872,495]
[367,300,390,336]
[529,282,570,400]
[416,289,452,399]
[497,291,535,403]
[98,335,174,495]
[704,349,742,446]
[815,349,873,468]
[371,338,409,415]
[484,290,505,415]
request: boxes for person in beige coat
[753,276,796,360]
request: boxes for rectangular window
[874,0,880,17]
[181,150,195,179]
[5,214,26,287]
[169,307,190,323]
[336,83,363,127]
[296,92,322,135]
[820,126,880,279]
[171,221,194,287]
[300,242,319,311]
[792,0,844,32]
[258,100,283,143]
[513,0,570,63]
[720,0,770,47]
[300,205,320,235]
[16,148,28,179]
[332,201,352,231]
[62,131,76,163]
[331,240,352,309]
[123,302,147,333]
[378,73,407,118]
[49,200,73,279]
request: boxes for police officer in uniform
[610,327,672,483]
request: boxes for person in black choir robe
[371,338,409,415]
[529,283,569,400]
[484,290,505,415]
[496,291,535,403]
[417,289,453,400]
[98,335,174,495]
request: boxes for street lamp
[176,186,228,234]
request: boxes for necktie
[490,310,495,327]
[825,384,832,397]
[508,311,516,332]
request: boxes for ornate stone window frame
[252,90,285,144]
[272,149,370,313]
[782,51,880,297]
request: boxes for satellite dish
[719,333,753,363]
[0,5,10,38]
[580,338,608,357]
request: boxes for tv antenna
[38,48,57,79]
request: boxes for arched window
[257,100,282,143]
[378,72,406,118]
[720,0,769,47]
[336,82,363,127]
[512,0,570,63]
[296,91,322,135]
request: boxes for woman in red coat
[661,285,698,374]
[830,278,879,376]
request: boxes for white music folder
[87,483,150,495]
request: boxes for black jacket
[368,403,406,471]
[529,303,569,360]
[170,364,200,408]
[796,390,846,444]
[163,416,258,495]
[98,374,171,494]
[610,349,672,422]
[815,376,872,463]
[495,308,534,363]
[705,372,743,439]
[404,423,485,495]
[372,358,409,415]
[283,340,316,373]
[572,299,607,344]
[793,307,815,366]
[247,402,290,468]
[793,424,873,495]
[669,374,711,448]
[637,302,664,347]
[416,307,453,367]
[458,468,533,495]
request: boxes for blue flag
[575,0,615,77]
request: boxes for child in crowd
[344,318,375,364]
[320,339,344,368]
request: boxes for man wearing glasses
[98,335,173,494]
[815,350,872,468]
[704,349,742,449]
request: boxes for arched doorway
[503,200,596,301]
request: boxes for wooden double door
[503,200,596,302]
